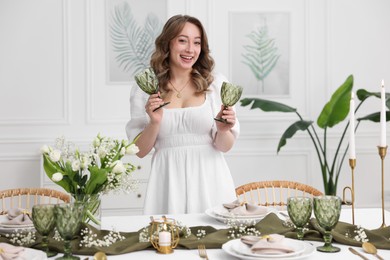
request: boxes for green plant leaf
[43,154,71,192]
[356,89,379,101]
[277,120,313,153]
[317,75,353,128]
[357,111,390,122]
[240,98,296,112]
[85,166,109,194]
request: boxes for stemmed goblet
[214,82,243,124]
[313,195,342,252]
[287,196,312,240]
[32,204,57,257]
[134,67,170,112]
[54,203,85,260]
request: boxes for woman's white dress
[126,74,239,214]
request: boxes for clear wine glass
[134,67,170,112]
[313,196,342,252]
[287,197,312,240]
[32,204,57,257]
[214,82,243,124]
[54,203,85,260]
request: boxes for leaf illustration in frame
[110,2,162,77]
[242,23,281,94]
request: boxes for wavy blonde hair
[150,15,215,93]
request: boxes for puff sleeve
[125,85,150,142]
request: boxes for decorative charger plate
[231,237,306,258]
[222,239,315,260]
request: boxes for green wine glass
[32,204,57,257]
[313,196,342,252]
[214,82,243,124]
[134,67,170,111]
[287,197,312,240]
[54,203,85,260]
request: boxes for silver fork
[198,244,209,260]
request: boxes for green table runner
[0,213,389,256]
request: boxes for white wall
[0,0,389,215]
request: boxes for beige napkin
[2,208,33,225]
[0,242,25,259]
[223,200,268,216]
[241,234,295,255]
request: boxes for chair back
[0,188,70,215]
[235,180,323,207]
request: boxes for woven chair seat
[235,180,323,207]
[0,188,70,215]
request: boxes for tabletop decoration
[149,216,180,254]
[344,225,369,243]
[240,74,390,196]
[343,92,357,225]
[287,197,312,240]
[54,202,85,260]
[1,213,390,256]
[41,133,140,229]
[3,231,36,246]
[134,67,170,111]
[31,204,57,257]
[313,196,342,252]
[79,227,125,247]
[214,82,243,124]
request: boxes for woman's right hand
[145,92,164,124]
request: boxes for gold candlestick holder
[342,159,356,225]
[378,146,387,228]
[149,216,180,254]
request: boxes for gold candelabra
[342,159,356,225]
[149,216,180,254]
[378,146,387,228]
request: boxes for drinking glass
[313,196,342,252]
[134,67,170,111]
[214,82,243,124]
[54,203,85,260]
[32,204,57,257]
[287,196,312,240]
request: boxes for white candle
[380,80,387,147]
[349,92,356,159]
[158,231,171,247]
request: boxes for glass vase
[71,194,101,230]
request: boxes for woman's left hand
[216,105,236,131]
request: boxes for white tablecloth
[88,208,390,260]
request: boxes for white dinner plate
[222,239,315,260]
[231,237,306,258]
[205,208,267,224]
[212,205,276,219]
[205,206,277,224]
[0,215,35,233]
[22,247,47,260]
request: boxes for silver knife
[349,247,369,260]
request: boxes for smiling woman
[126,14,241,215]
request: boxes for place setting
[220,195,346,259]
[0,208,35,234]
[205,199,278,224]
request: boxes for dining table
[60,207,390,260]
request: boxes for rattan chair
[235,180,323,207]
[0,188,70,215]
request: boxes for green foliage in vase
[110,2,162,76]
[240,75,390,195]
[242,25,281,93]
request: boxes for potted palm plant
[240,75,389,195]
